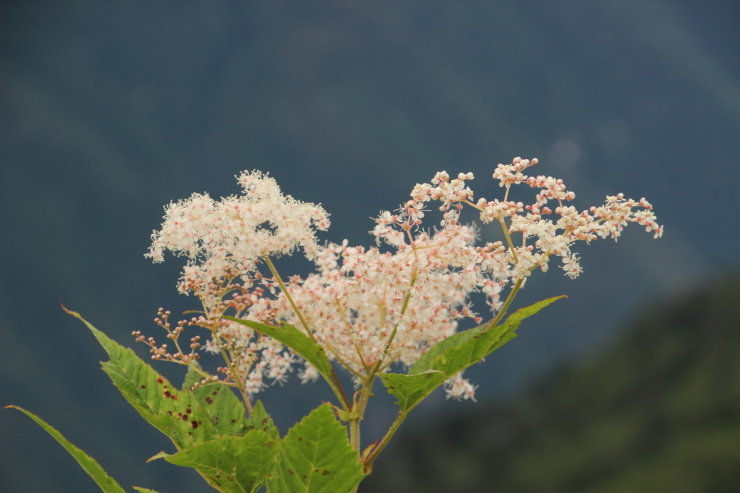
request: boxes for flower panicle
[142,158,662,401]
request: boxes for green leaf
[267,404,365,493]
[246,400,280,441]
[376,371,447,411]
[4,405,126,493]
[224,318,335,390]
[186,365,252,438]
[410,296,565,375]
[133,488,163,493]
[165,430,278,493]
[381,296,565,412]
[64,307,246,450]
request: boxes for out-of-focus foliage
[366,273,740,492]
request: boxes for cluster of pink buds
[132,308,201,364]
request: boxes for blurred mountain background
[0,1,737,491]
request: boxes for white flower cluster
[147,170,329,300]
[146,158,662,402]
[249,222,487,399]
[413,157,663,280]
[144,171,329,396]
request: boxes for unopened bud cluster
[132,308,202,364]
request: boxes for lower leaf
[4,405,126,493]
[267,404,365,493]
[165,430,277,493]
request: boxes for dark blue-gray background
[1,1,738,491]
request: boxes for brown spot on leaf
[322,470,330,476]
[205,397,213,405]
[191,420,199,429]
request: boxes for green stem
[331,368,352,411]
[263,256,316,342]
[206,322,254,416]
[363,409,409,472]
[499,217,519,264]
[348,381,376,493]
[369,260,419,379]
[485,276,524,331]
[263,256,352,411]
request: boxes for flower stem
[263,255,352,411]
[363,409,409,472]
[263,256,316,342]
[485,277,524,331]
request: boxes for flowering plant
[7,158,662,492]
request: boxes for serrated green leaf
[5,406,126,493]
[185,365,252,438]
[224,318,335,387]
[64,308,235,449]
[165,430,277,493]
[410,296,564,375]
[246,400,280,441]
[408,321,513,376]
[182,361,204,391]
[267,404,365,493]
[429,295,565,375]
[377,371,447,411]
[190,383,250,439]
[381,296,565,412]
